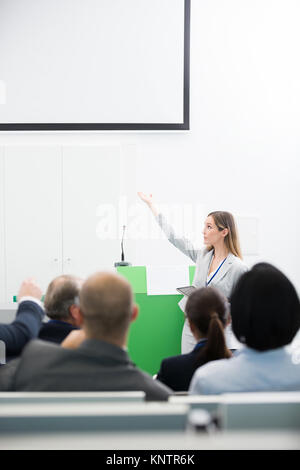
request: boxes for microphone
[114,225,131,267]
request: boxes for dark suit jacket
[0,338,172,401]
[38,320,79,344]
[0,301,45,361]
[156,341,207,392]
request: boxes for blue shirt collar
[193,338,207,351]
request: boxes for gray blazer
[156,213,248,311]
[0,339,172,400]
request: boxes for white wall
[0,0,299,302]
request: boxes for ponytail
[194,313,231,367]
[207,311,231,357]
[185,288,232,369]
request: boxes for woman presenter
[138,192,248,353]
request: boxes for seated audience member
[189,263,300,395]
[156,287,232,391]
[0,279,44,362]
[38,275,82,344]
[0,272,172,400]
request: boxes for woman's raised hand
[138,192,158,216]
[137,192,154,206]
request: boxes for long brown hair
[186,287,232,367]
[207,211,242,259]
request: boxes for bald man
[0,272,172,400]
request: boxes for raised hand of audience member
[17,278,43,302]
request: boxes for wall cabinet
[3,146,63,303]
[62,145,122,278]
[0,149,6,304]
[0,145,124,305]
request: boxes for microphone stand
[114,225,131,267]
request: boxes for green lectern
[116,266,195,376]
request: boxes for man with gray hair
[0,272,172,400]
[38,275,82,344]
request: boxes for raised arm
[0,279,45,360]
[138,192,198,263]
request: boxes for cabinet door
[62,146,122,278]
[4,145,62,302]
[0,148,5,304]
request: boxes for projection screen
[0,0,190,131]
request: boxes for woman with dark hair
[189,263,300,394]
[156,287,232,391]
[138,192,248,352]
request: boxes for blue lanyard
[206,257,227,286]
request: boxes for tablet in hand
[176,286,196,296]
